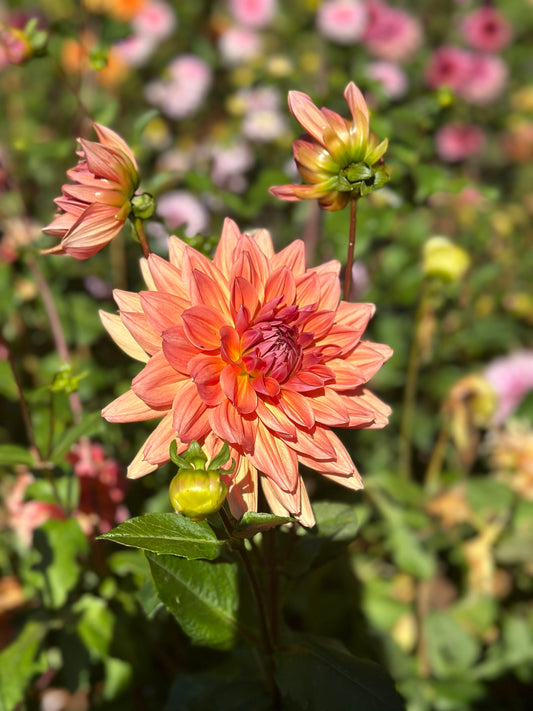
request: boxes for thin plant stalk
[132,217,151,259]
[343,198,358,301]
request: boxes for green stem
[342,198,358,301]
[133,217,151,259]
[398,280,430,480]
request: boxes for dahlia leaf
[0,621,47,711]
[99,513,225,560]
[234,511,294,538]
[275,634,405,711]
[146,554,239,650]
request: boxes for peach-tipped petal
[42,123,139,259]
[271,82,389,210]
[102,221,391,523]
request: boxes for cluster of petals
[362,0,423,63]
[42,123,139,259]
[315,0,368,45]
[145,54,212,119]
[484,350,533,425]
[228,0,277,28]
[5,471,65,547]
[460,6,512,53]
[100,219,392,525]
[425,45,508,105]
[435,122,486,163]
[269,82,388,211]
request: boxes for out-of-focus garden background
[1,0,533,709]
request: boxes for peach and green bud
[422,236,470,282]
[131,193,156,220]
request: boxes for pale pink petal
[99,310,149,363]
[102,389,167,423]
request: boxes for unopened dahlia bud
[422,236,470,282]
[169,470,227,521]
[167,440,232,521]
[131,192,156,220]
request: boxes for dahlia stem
[398,280,429,480]
[343,198,358,301]
[133,217,151,259]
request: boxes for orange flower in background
[270,82,389,210]
[42,124,139,259]
[101,219,391,525]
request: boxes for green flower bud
[169,470,227,521]
[422,236,470,282]
[131,192,156,220]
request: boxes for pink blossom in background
[461,6,512,52]
[484,351,533,424]
[5,472,65,547]
[69,442,129,535]
[145,54,212,119]
[218,25,262,65]
[228,0,277,28]
[362,0,423,63]
[435,122,486,162]
[367,60,408,99]
[425,45,473,92]
[114,33,156,67]
[211,141,254,191]
[316,0,368,45]
[459,52,507,105]
[132,0,176,40]
[156,190,210,236]
[237,86,287,142]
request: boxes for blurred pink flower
[316,0,368,45]
[5,472,65,547]
[156,190,210,236]
[461,6,512,52]
[114,33,156,67]
[238,87,288,142]
[69,442,129,535]
[484,351,533,424]
[425,45,473,92]
[211,141,254,191]
[435,122,486,162]
[228,0,277,28]
[367,60,408,99]
[145,54,212,119]
[459,52,507,105]
[218,25,262,65]
[132,0,177,40]
[100,218,392,524]
[362,0,423,63]
[0,23,31,67]
[42,124,139,260]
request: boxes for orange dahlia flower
[270,82,389,210]
[101,219,392,525]
[42,124,139,260]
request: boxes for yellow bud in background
[422,236,470,282]
[169,470,227,521]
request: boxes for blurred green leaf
[146,553,239,649]
[74,594,115,660]
[0,621,47,711]
[425,611,479,678]
[28,518,88,608]
[0,444,35,467]
[234,511,293,538]
[49,410,103,463]
[313,501,361,542]
[100,513,225,560]
[275,634,405,711]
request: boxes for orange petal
[162,325,201,373]
[182,304,227,350]
[189,353,225,406]
[140,291,188,335]
[264,267,297,309]
[132,351,183,408]
[213,217,242,278]
[288,91,327,146]
[344,82,369,124]
[209,398,257,451]
[251,422,299,492]
[279,390,315,429]
[99,310,149,362]
[147,253,188,299]
[171,381,210,442]
[93,123,138,170]
[120,311,161,356]
[102,388,167,422]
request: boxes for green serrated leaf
[275,634,405,711]
[234,511,293,538]
[99,513,225,560]
[146,553,239,649]
[49,411,103,463]
[0,622,48,711]
[0,444,35,467]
